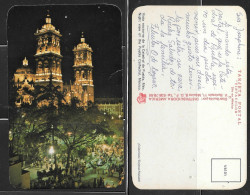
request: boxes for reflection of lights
[104,119,106,121]
[104,112,106,115]
[101,144,110,151]
[67,132,72,136]
[9,131,13,141]
[118,115,121,119]
[111,116,114,120]
[49,146,55,154]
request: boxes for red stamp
[137,93,146,104]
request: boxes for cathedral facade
[13,12,94,108]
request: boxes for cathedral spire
[81,32,85,43]
[46,10,51,24]
[23,57,28,66]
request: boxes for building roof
[95,98,123,104]
[15,57,33,74]
[73,32,93,52]
[34,11,62,37]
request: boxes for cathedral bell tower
[34,11,63,90]
[72,32,94,105]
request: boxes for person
[74,181,79,188]
[42,170,46,178]
[100,177,104,187]
[77,170,81,179]
[105,182,111,188]
[97,177,101,187]
[93,178,97,188]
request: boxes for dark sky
[8,5,123,98]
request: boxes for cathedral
[13,12,94,108]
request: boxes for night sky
[8,5,123,98]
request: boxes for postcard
[8,5,124,189]
[132,6,247,189]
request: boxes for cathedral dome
[16,57,33,74]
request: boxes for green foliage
[9,76,123,171]
[106,136,114,145]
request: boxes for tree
[21,74,66,168]
[9,79,20,155]
[56,104,113,174]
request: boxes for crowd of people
[26,143,124,189]
[31,165,124,189]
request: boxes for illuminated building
[95,98,123,118]
[13,12,94,107]
[64,32,94,107]
[13,57,35,106]
[34,11,63,90]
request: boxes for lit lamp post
[51,124,57,169]
[49,145,55,164]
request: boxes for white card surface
[132,6,247,190]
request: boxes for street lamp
[49,146,55,155]
[49,146,55,165]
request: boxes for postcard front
[8,5,124,190]
[132,6,247,189]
